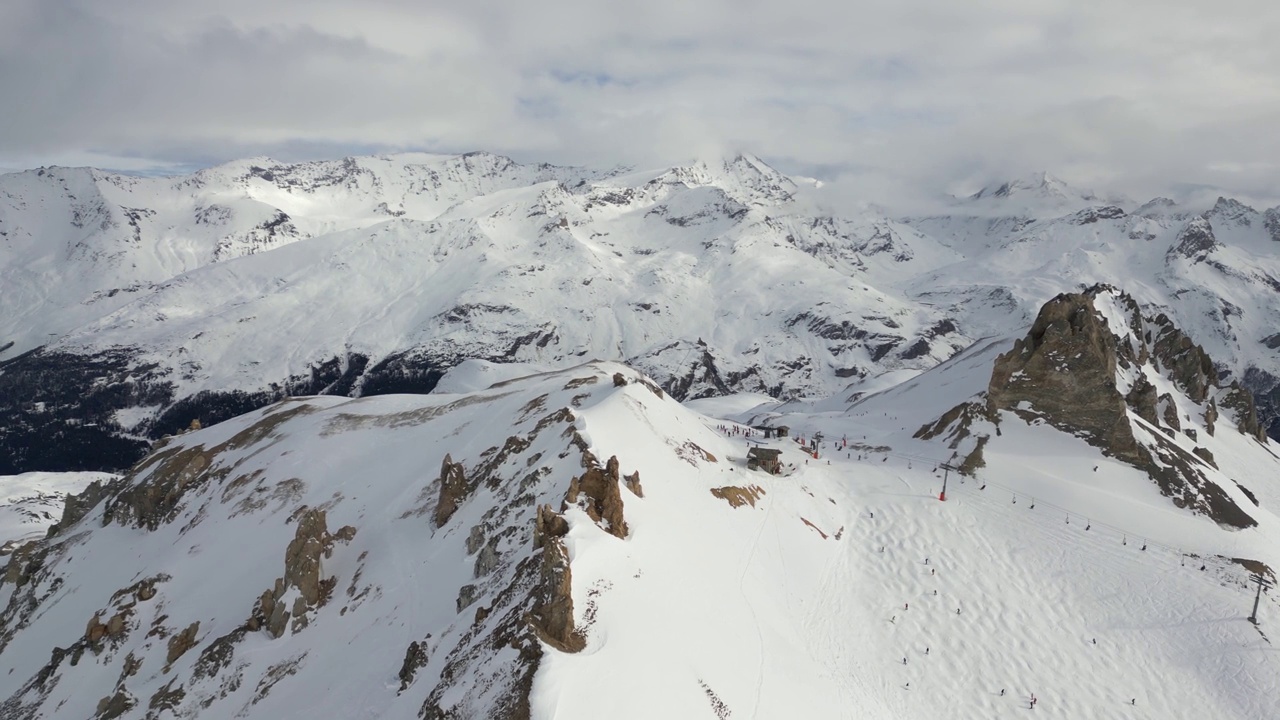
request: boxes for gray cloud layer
[3,0,1279,206]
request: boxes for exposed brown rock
[955,287,1256,528]
[165,621,200,669]
[623,470,644,498]
[254,508,335,638]
[710,485,766,508]
[1126,376,1159,427]
[987,291,1143,466]
[1150,318,1216,403]
[533,505,569,549]
[86,614,109,644]
[53,403,313,539]
[2,540,43,587]
[563,455,629,539]
[47,479,113,538]
[612,372,628,387]
[285,509,329,607]
[435,454,469,527]
[527,537,585,653]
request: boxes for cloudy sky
[3,0,1279,206]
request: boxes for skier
[1000,689,1005,697]
[903,657,907,665]
[904,602,909,610]
[925,646,929,655]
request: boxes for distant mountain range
[2,152,1278,475]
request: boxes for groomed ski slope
[536,357,1280,718]
[542,416,1279,719]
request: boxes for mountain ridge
[1,151,1279,476]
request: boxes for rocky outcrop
[527,533,584,653]
[1149,317,1216,403]
[397,640,430,693]
[252,509,340,638]
[987,291,1143,466]
[958,436,988,476]
[623,470,644,498]
[165,621,200,669]
[435,454,469,527]
[101,402,316,532]
[1126,376,1159,427]
[47,479,114,538]
[1167,216,1219,262]
[1265,207,1280,243]
[533,504,569,549]
[972,287,1258,528]
[563,455,629,539]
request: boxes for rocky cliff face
[927,286,1265,528]
[0,363,662,720]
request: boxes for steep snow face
[5,354,1279,720]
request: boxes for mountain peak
[969,172,1094,202]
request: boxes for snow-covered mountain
[0,472,114,554]
[3,292,1278,718]
[1,152,1279,478]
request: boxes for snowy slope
[4,343,1279,720]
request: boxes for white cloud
[3,0,1279,207]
